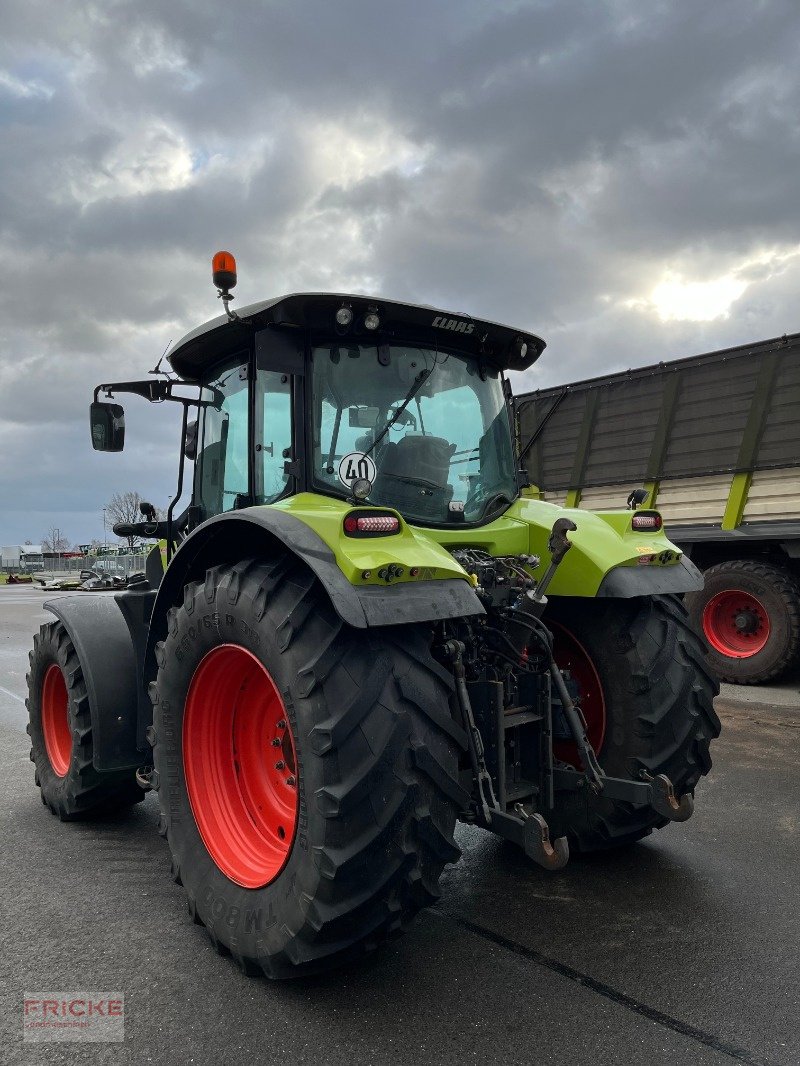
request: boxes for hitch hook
[135,765,159,792]
[642,771,693,822]
[514,804,570,871]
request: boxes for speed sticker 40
[338,452,376,488]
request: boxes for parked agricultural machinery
[516,333,800,684]
[26,255,719,977]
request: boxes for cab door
[254,327,305,504]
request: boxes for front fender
[45,591,153,771]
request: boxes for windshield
[311,344,518,524]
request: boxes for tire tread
[152,554,465,978]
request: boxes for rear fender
[509,497,704,597]
[596,555,703,596]
[44,589,154,771]
[142,507,484,736]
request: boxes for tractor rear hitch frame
[444,637,569,870]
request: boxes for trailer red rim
[549,623,606,768]
[41,664,71,777]
[183,645,298,889]
[702,589,771,658]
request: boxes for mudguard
[597,556,704,597]
[141,507,485,723]
[153,506,483,628]
[44,590,154,771]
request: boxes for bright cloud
[69,121,195,206]
[650,272,749,322]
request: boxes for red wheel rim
[702,589,770,658]
[42,663,71,777]
[183,645,298,889]
[549,623,606,769]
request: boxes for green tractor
[26,253,719,977]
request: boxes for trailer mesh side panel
[758,356,800,467]
[517,337,800,491]
[662,357,758,477]
[584,377,664,484]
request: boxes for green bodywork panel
[272,494,468,587]
[271,492,685,597]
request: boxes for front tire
[151,556,466,978]
[544,595,720,851]
[27,622,143,819]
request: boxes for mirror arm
[94,379,172,403]
[94,379,214,412]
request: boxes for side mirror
[184,419,198,461]
[90,401,125,452]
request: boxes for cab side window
[256,370,293,504]
[197,359,249,519]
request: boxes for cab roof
[167,292,546,380]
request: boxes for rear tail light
[631,510,663,532]
[343,511,400,536]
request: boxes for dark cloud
[1,0,799,542]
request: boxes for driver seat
[372,435,456,519]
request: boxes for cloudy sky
[2,0,799,546]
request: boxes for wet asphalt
[0,586,798,1066]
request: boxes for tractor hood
[167,292,546,380]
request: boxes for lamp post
[103,508,107,552]
[54,527,60,572]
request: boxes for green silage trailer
[516,332,800,684]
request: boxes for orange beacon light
[212,251,237,292]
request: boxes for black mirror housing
[90,401,125,452]
[184,419,198,461]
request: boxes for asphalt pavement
[0,585,798,1066]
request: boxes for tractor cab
[188,325,532,529]
[169,289,546,531]
[92,255,546,540]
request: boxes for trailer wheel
[150,555,465,978]
[26,622,143,819]
[543,595,720,851]
[686,560,800,684]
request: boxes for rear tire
[150,555,466,978]
[686,559,800,684]
[26,622,143,819]
[544,595,720,851]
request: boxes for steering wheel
[388,409,417,433]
